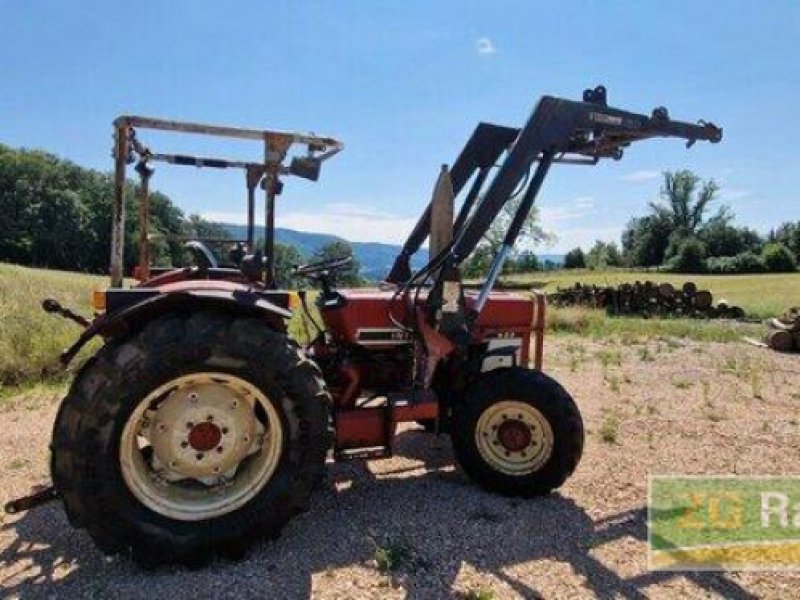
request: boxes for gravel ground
[2,337,799,599]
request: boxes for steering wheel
[184,240,218,271]
[293,256,352,278]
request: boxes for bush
[668,238,707,273]
[706,251,766,274]
[586,241,622,270]
[761,242,798,272]
[734,251,767,273]
[563,247,585,269]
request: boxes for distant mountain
[219,223,563,279]
[220,223,427,280]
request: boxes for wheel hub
[146,379,265,482]
[497,419,532,452]
[188,422,222,452]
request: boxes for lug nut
[186,422,194,429]
[243,436,250,444]
[216,446,224,453]
[221,427,229,435]
[188,392,198,403]
[181,441,189,448]
[230,400,239,409]
[196,453,204,460]
[207,415,214,421]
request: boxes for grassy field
[502,269,800,320]
[1,263,795,392]
[0,263,107,395]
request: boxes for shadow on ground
[1,429,756,599]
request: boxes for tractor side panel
[322,289,534,362]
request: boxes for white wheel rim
[120,373,283,521]
[474,400,554,476]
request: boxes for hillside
[221,223,428,280]
[221,222,563,279]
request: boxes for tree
[462,245,493,279]
[585,241,622,270]
[761,242,798,272]
[273,242,303,288]
[485,203,553,254]
[465,200,553,278]
[0,143,235,274]
[514,251,540,272]
[651,170,721,239]
[621,213,672,267]
[312,240,362,286]
[698,217,761,258]
[772,222,800,262]
[563,247,586,269]
[668,238,707,273]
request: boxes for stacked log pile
[548,281,745,319]
[764,307,800,352]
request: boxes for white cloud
[202,203,418,245]
[540,196,596,223]
[620,170,660,183]
[476,37,497,56]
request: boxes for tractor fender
[60,289,292,366]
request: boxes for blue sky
[3,1,798,252]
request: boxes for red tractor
[6,86,721,566]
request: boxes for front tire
[451,368,583,497]
[51,311,331,566]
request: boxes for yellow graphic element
[677,492,743,530]
[651,540,800,570]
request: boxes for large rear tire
[451,367,583,497]
[51,311,331,567]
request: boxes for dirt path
[1,338,799,598]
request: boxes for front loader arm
[387,86,721,286]
[450,90,722,264]
[412,86,722,343]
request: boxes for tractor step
[334,446,392,461]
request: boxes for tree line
[562,170,799,274]
[0,143,362,285]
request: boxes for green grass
[546,305,763,343]
[0,263,106,392]
[515,268,799,342]
[504,269,800,320]
[599,411,620,444]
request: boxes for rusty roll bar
[109,116,343,288]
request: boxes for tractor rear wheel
[51,311,331,566]
[451,367,583,497]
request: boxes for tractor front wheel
[451,367,583,497]
[51,311,331,566]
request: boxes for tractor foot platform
[333,446,392,461]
